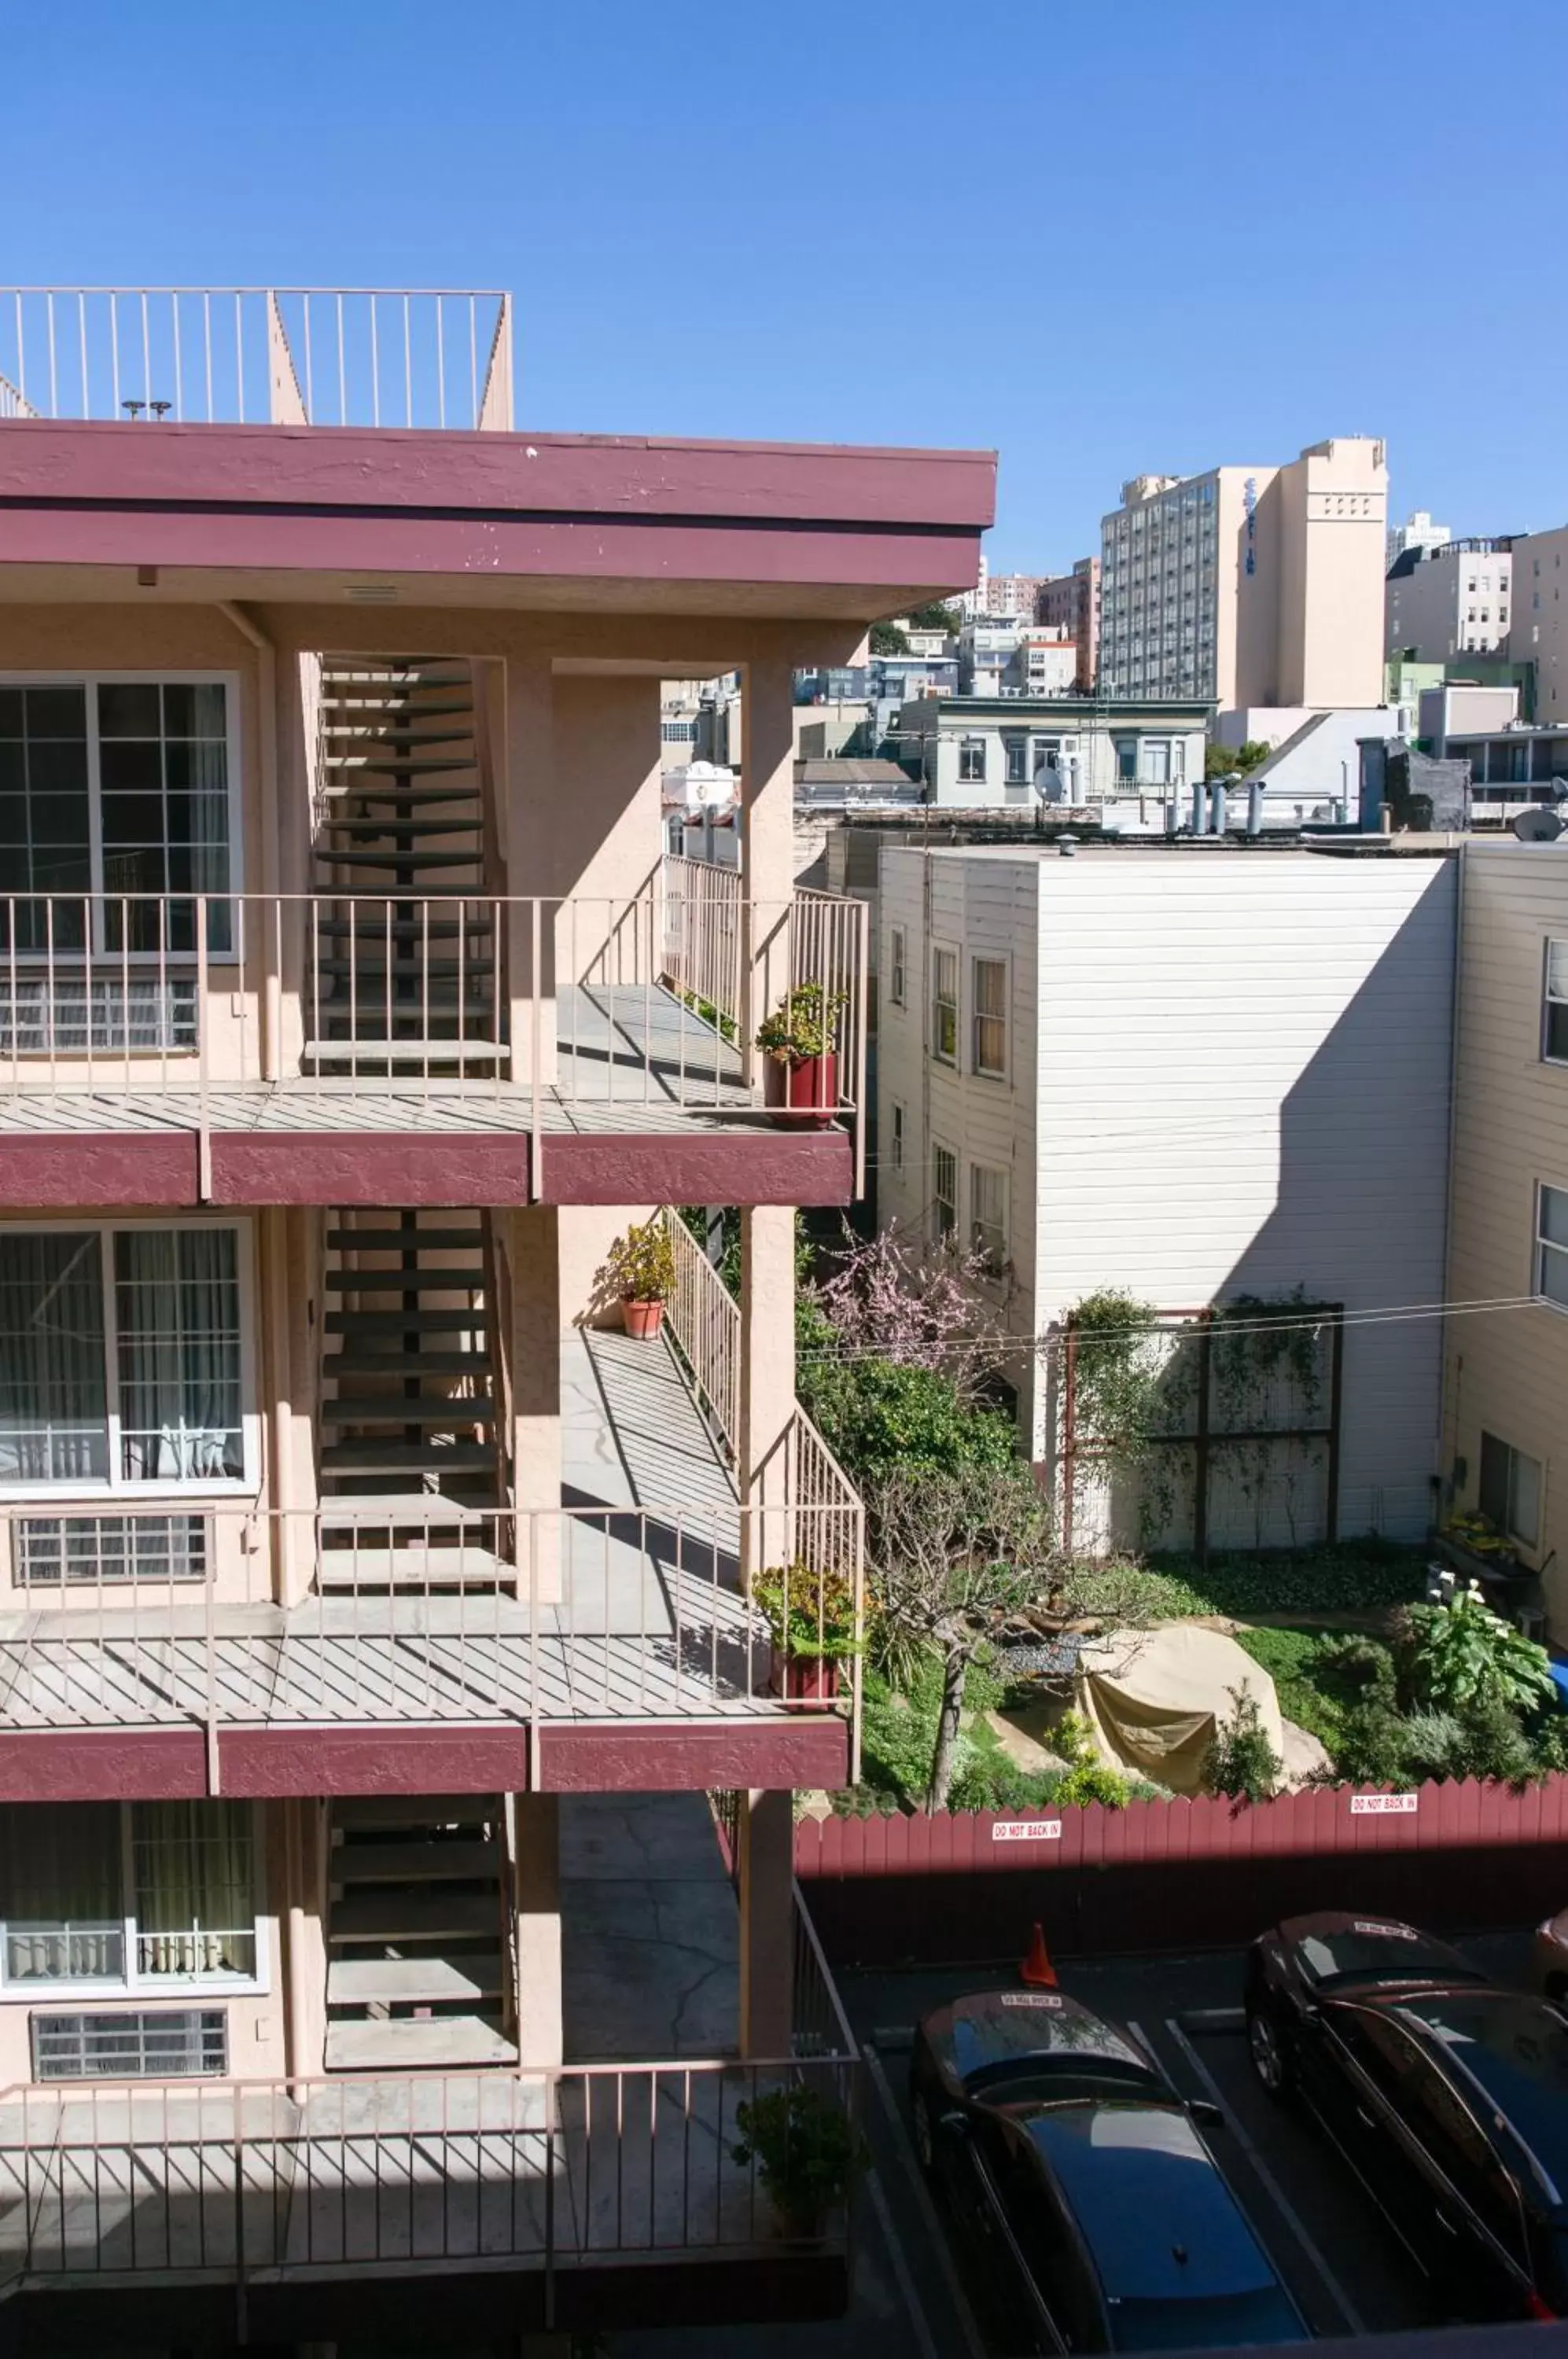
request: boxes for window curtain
[134,1801,254,1976]
[0,1233,108,1482]
[115,1229,242,1481]
[0,1802,122,1981]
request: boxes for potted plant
[1437,1509,1522,1588]
[731,2082,867,2242]
[594,1217,678,1341]
[753,1562,861,1702]
[756,983,847,1128]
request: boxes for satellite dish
[1513,808,1566,843]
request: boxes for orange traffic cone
[1021,1921,1058,1989]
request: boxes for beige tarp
[1072,1623,1284,1797]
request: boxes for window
[933,1145,958,1242]
[890,1100,905,1174]
[0,1800,260,1992]
[1113,735,1138,784]
[0,678,236,956]
[970,1164,1008,1274]
[1544,941,1568,1062]
[972,957,1007,1076]
[1478,1432,1542,1550]
[1143,738,1172,785]
[888,926,906,1009]
[1004,735,1028,786]
[932,948,959,1064]
[33,2007,228,2081]
[0,1224,247,1491]
[1536,1184,1568,1308]
[959,735,987,784]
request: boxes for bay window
[0,1801,260,1991]
[0,1223,248,1490]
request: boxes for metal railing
[0,888,867,1154]
[0,2050,858,2291]
[662,854,743,1032]
[0,289,513,430]
[0,1500,863,1747]
[662,1208,741,1459]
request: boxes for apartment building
[1386,537,1514,663]
[1036,556,1101,690]
[0,283,994,2346]
[894,692,1208,808]
[956,560,1051,620]
[1512,524,1568,722]
[1099,439,1389,716]
[877,843,1456,1549]
[1388,509,1452,566]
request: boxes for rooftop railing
[0,289,513,429]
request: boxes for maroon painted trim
[208,1133,532,1205]
[539,1717,848,1793]
[0,1134,197,1205]
[0,1729,206,1800]
[543,1129,852,1207]
[218,1725,530,1796]
[0,418,997,531]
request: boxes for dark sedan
[911,1989,1307,2353]
[1246,1909,1568,2320]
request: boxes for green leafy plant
[1404,1585,1553,1717]
[753,1564,862,1662]
[1056,1760,1134,1808]
[731,2084,868,2239]
[594,1216,677,1305]
[1202,1686,1283,1803]
[756,981,847,1063]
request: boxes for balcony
[0,1879,858,2337]
[0,1215,863,1797]
[0,288,513,431]
[0,869,867,1207]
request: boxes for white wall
[1512,526,1568,723]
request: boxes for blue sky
[7,0,1564,570]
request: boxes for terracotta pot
[621,1297,666,1341]
[768,1648,841,1702]
[764,1051,838,1129]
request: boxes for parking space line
[1163,2016,1366,2341]
[863,2041,990,2359]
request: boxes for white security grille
[31,2008,227,2080]
[17,1514,208,1584]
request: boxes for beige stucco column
[510,1205,562,1604]
[740,657,796,1087]
[739,1205,796,1584]
[736,1788,794,2058]
[513,1792,563,2068]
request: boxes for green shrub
[1202,1687,1283,1802]
[1403,1589,1555,1718]
[798,1351,1018,1483]
[1056,1760,1133,1809]
[1331,1701,1416,1789]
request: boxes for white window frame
[969,1162,1009,1275]
[971,955,1009,1080]
[0,672,244,959]
[1478,1430,1543,1553]
[888,925,907,1009]
[932,944,959,1065]
[0,1216,259,1500]
[1544,940,1568,1065]
[1536,1183,1568,1311]
[0,1799,269,2003]
[958,735,988,784]
[933,1142,959,1242]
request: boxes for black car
[911,1989,1307,2353]
[1246,1909,1568,2320]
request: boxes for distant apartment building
[1037,557,1100,689]
[1388,508,1452,566]
[1385,538,1514,664]
[958,617,1075,698]
[1099,438,1389,716]
[877,843,1455,1545]
[1512,524,1568,722]
[958,558,1054,621]
[894,693,1208,808]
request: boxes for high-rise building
[1036,556,1100,690]
[1388,508,1452,566]
[957,557,1054,620]
[1099,439,1389,714]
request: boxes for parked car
[1246,1909,1568,2320]
[1531,1905,1568,2002]
[911,1989,1307,2353]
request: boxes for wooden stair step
[304,1039,506,1061]
[311,918,495,939]
[327,1952,502,2004]
[327,1267,487,1292]
[322,1395,495,1427]
[332,1838,498,1883]
[324,2016,517,2072]
[329,1349,491,1376]
[317,1491,494,1521]
[319,1439,497,1473]
[326,1308,491,1334]
[332,1794,499,1833]
[326,1227,484,1249]
[317,1545,509,1588]
[329,1889,500,1942]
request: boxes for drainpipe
[217,601,281,1082]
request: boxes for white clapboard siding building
[877,843,1458,1548]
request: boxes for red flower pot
[621,1297,666,1341]
[768,1649,841,1703]
[764,1051,838,1129]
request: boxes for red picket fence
[793,1778,1568,1965]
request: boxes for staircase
[318,1208,510,1590]
[324,1794,517,2071]
[307,656,504,1074]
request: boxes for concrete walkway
[561,1792,740,2063]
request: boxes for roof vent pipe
[1247,782,1264,837]
[1191,782,1208,836]
[1209,782,1228,836]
